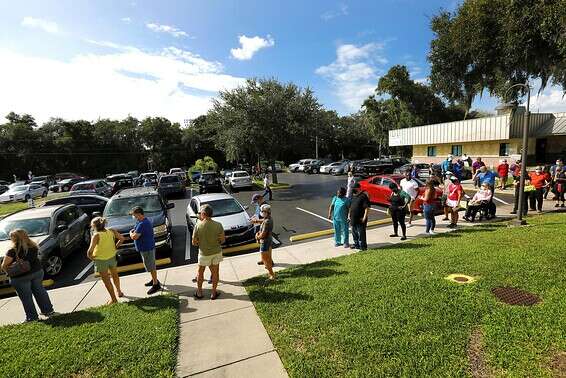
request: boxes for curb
[94,258,172,277]
[223,242,260,255]
[290,218,393,242]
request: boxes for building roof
[533,113,566,137]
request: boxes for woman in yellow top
[86,217,126,304]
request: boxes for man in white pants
[400,170,419,226]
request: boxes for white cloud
[321,3,349,21]
[315,43,387,111]
[121,17,132,24]
[0,45,246,125]
[530,86,566,113]
[146,23,189,38]
[21,17,59,34]
[230,35,275,61]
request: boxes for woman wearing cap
[86,217,126,304]
[445,176,463,228]
[256,204,275,280]
[528,166,550,212]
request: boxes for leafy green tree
[189,156,218,174]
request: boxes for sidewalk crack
[72,281,98,312]
[183,349,276,377]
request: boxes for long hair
[9,229,38,258]
[91,217,107,232]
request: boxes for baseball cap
[251,193,263,203]
[260,204,271,212]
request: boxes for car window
[381,179,393,187]
[371,177,381,185]
[104,195,163,216]
[190,199,198,214]
[96,182,104,188]
[0,217,51,240]
[233,172,248,178]
[160,176,180,184]
[202,199,243,217]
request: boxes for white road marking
[492,196,510,205]
[369,207,388,214]
[74,261,94,281]
[296,207,333,224]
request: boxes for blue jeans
[333,218,349,246]
[423,204,436,233]
[351,222,367,250]
[10,269,53,321]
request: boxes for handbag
[6,253,31,278]
[524,185,536,192]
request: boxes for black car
[158,174,185,197]
[198,172,223,194]
[303,159,327,174]
[43,194,109,218]
[103,187,174,262]
[106,174,134,195]
[0,204,91,284]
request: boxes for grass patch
[252,180,291,190]
[0,294,179,377]
[0,192,69,217]
[245,214,566,376]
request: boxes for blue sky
[0,0,563,125]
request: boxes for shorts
[94,257,117,273]
[139,249,156,272]
[198,252,223,267]
[259,240,272,253]
[445,199,459,209]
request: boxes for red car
[359,174,443,214]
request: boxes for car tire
[43,253,63,277]
[42,190,48,198]
[313,168,319,174]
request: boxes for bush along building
[388,106,566,168]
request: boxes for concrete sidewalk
[0,202,525,377]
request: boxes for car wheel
[313,168,319,174]
[44,254,63,277]
[42,190,48,198]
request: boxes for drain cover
[454,276,469,282]
[445,274,477,284]
[491,287,541,306]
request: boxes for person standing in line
[192,204,225,299]
[328,187,350,248]
[550,159,564,200]
[129,206,161,295]
[445,176,464,228]
[441,155,453,176]
[497,159,509,190]
[263,173,273,201]
[420,181,438,235]
[475,166,497,193]
[400,170,419,226]
[256,204,276,280]
[388,183,410,240]
[543,165,553,199]
[1,229,55,322]
[348,183,370,251]
[553,166,566,207]
[251,194,271,265]
[472,157,486,188]
[510,160,523,215]
[86,217,125,304]
[441,172,453,221]
[529,166,550,213]
[346,171,355,198]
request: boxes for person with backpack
[388,183,411,240]
[328,187,351,248]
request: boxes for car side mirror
[56,224,68,233]
[166,203,175,209]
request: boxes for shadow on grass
[248,288,314,303]
[44,310,104,328]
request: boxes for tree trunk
[270,159,278,184]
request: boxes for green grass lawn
[245,214,566,377]
[252,180,291,190]
[0,295,179,378]
[0,191,69,217]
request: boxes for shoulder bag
[6,252,31,278]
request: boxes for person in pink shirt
[445,176,464,228]
[497,159,510,190]
[463,182,493,222]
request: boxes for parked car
[106,174,134,195]
[0,185,8,195]
[394,163,432,180]
[69,180,112,197]
[198,172,223,194]
[0,180,11,186]
[221,170,233,182]
[138,172,159,187]
[186,193,255,247]
[303,159,326,174]
[103,187,174,262]
[289,159,311,173]
[43,194,109,218]
[0,184,48,203]
[190,171,202,182]
[169,168,188,183]
[330,160,352,175]
[228,171,253,191]
[54,172,84,181]
[352,157,410,177]
[126,170,139,179]
[158,174,185,197]
[320,161,342,174]
[0,204,90,283]
[297,159,316,172]
[359,174,443,214]
[52,177,86,192]
[30,175,56,189]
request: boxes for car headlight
[153,224,167,235]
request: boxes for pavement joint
[185,349,276,377]
[179,304,254,325]
[71,281,99,312]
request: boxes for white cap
[260,204,271,213]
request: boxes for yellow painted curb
[0,279,54,296]
[223,242,260,255]
[94,257,172,277]
[290,218,392,242]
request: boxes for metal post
[315,135,319,159]
[515,85,530,225]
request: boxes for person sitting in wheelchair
[464,182,493,222]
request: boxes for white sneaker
[428,230,435,235]
[407,223,413,228]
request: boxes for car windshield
[142,174,157,180]
[104,195,162,217]
[160,176,180,183]
[31,176,47,182]
[233,172,248,178]
[73,183,94,190]
[12,186,28,192]
[202,199,243,217]
[0,218,51,240]
[202,173,216,179]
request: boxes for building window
[451,145,462,156]
[427,146,437,157]
[499,143,510,156]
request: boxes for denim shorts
[259,239,272,253]
[139,249,156,272]
[94,257,117,273]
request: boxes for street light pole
[504,83,531,225]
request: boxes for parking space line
[296,207,333,223]
[492,196,510,205]
[185,224,192,261]
[369,207,388,214]
[74,261,94,281]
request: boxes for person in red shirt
[529,166,550,212]
[497,159,510,190]
[445,176,464,228]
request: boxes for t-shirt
[447,183,463,201]
[263,177,269,188]
[349,192,370,225]
[529,172,548,189]
[472,161,485,173]
[93,229,116,260]
[133,217,155,252]
[400,178,418,200]
[441,160,452,173]
[331,196,350,221]
[510,163,521,177]
[194,219,224,256]
[390,191,411,210]
[259,217,274,247]
[476,171,497,186]
[497,163,509,177]
[6,246,42,274]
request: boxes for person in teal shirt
[328,187,351,248]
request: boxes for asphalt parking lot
[0,172,518,297]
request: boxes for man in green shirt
[192,204,225,300]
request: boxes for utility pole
[315,135,319,159]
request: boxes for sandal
[210,292,220,300]
[193,292,204,300]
